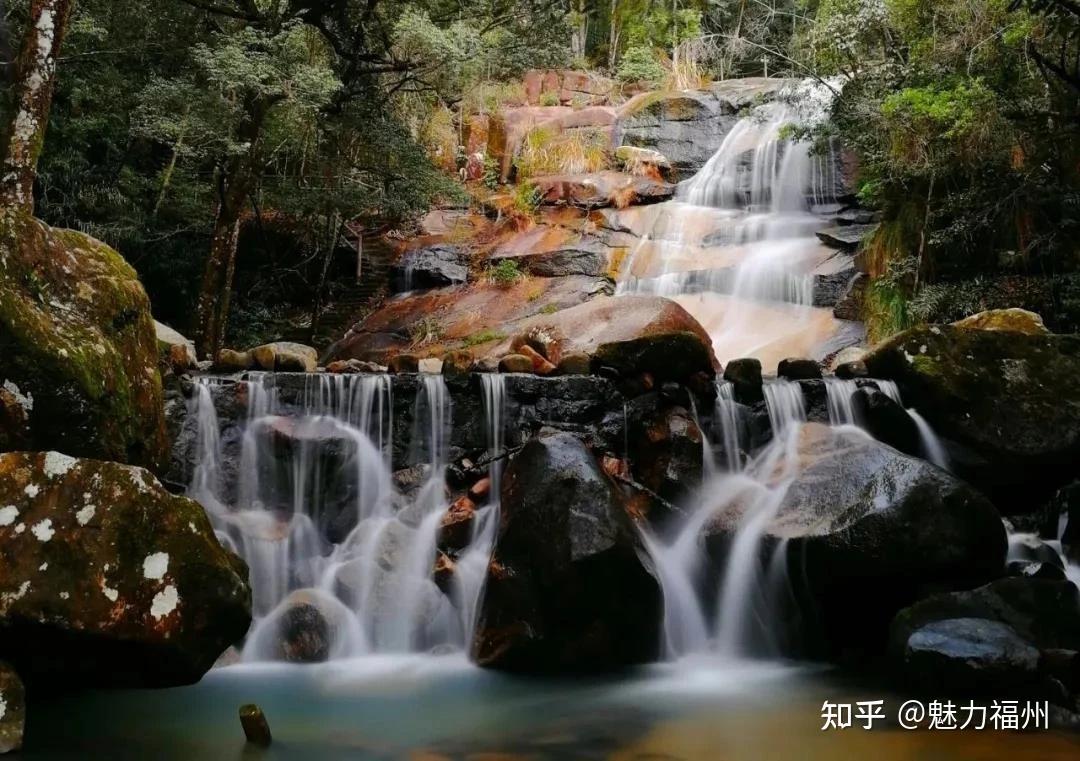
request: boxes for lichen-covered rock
[0,212,168,469]
[953,309,1049,336]
[0,663,24,754]
[863,325,1080,509]
[474,431,660,672]
[214,348,253,372]
[250,342,317,373]
[0,451,251,688]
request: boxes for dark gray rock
[724,358,764,404]
[390,245,468,292]
[626,401,704,503]
[898,618,1041,694]
[777,358,821,381]
[833,272,868,322]
[816,224,878,252]
[852,387,920,457]
[474,431,661,672]
[490,237,608,278]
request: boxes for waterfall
[614,80,855,368]
[823,377,858,426]
[713,380,743,473]
[452,374,507,647]
[184,371,510,662]
[763,379,806,435]
[907,409,951,471]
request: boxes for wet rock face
[898,618,1041,695]
[390,245,468,292]
[0,212,168,470]
[627,400,704,503]
[864,325,1080,510]
[0,452,251,688]
[851,387,920,457]
[706,424,1006,658]
[474,431,661,672]
[890,579,1080,703]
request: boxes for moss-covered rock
[864,325,1080,510]
[0,451,251,688]
[0,211,168,470]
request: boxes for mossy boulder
[952,309,1049,336]
[0,451,251,688]
[863,325,1080,510]
[0,211,168,470]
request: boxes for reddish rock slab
[530,172,675,209]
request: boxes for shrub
[487,258,523,287]
[617,46,666,86]
[462,329,507,347]
[539,91,560,107]
[510,181,543,216]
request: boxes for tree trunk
[194,95,277,360]
[570,0,588,61]
[0,0,75,214]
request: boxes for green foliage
[461,329,507,347]
[510,181,543,216]
[616,46,666,85]
[539,92,561,107]
[487,258,523,287]
[515,127,610,180]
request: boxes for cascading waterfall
[645,379,807,660]
[823,377,858,426]
[451,374,508,647]
[184,372,507,662]
[762,378,806,435]
[615,80,859,367]
[713,380,743,473]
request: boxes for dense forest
[3,0,1078,355]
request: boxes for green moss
[461,329,507,348]
[0,211,167,469]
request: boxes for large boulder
[627,402,704,503]
[489,225,610,278]
[473,432,661,672]
[863,325,1080,510]
[0,451,251,687]
[154,321,197,372]
[0,212,168,469]
[953,309,1049,336]
[706,424,1006,657]
[250,342,318,373]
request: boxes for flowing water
[185,373,504,660]
[615,81,861,368]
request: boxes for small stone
[516,344,556,376]
[499,354,534,374]
[441,350,475,378]
[835,360,869,380]
[556,352,592,376]
[777,358,822,381]
[326,359,365,374]
[0,663,25,754]
[511,325,566,365]
[438,496,476,552]
[468,478,491,501]
[418,357,444,375]
[239,704,272,747]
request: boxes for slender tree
[0,0,75,214]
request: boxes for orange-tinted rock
[556,352,591,376]
[439,496,477,551]
[469,477,492,502]
[524,70,543,105]
[388,354,421,374]
[531,172,675,209]
[490,224,609,278]
[511,324,566,365]
[499,354,534,374]
[433,552,456,594]
[516,344,556,375]
[464,114,491,156]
